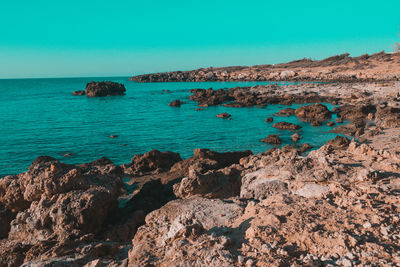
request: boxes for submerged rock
[85,81,126,97]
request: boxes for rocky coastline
[2,61,400,266]
[130,52,400,83]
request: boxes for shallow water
[0,77,342,177]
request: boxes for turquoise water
[0,77,342,177]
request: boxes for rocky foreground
[1,80,400,266]
[131,52,400,83]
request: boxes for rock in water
[265,117,274,123]
[272,121,302,130]
[216,112,231,119]
[295,104,331,122]
[168,100,185,107]
[261,135,282,145]
[291,133,301,142]
[85,81,126,97]
[72,90,85,96]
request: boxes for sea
[0,77,343,177]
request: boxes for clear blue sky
[0,0,399,78]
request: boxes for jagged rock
[326,136,351,149]
[124,150,182,176]
[0,156,123,244]
[327,121,336,126]
[173,165,242,199]
[85,81,126,97]
[272,121,302,130]
[295,104,331,122]
[164,149,252,184]
[261,135,282,145]
[375,106,400,128]
[216,112,231,119]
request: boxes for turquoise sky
[0,0,399,78]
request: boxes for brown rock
[291,133,302,142]
[326,121,336,126]
[124,150,182,176]
[265,117,274,123]
[0,204,16,238]
[168,100,185,107]
[272,121,302,130]
[72,90,85,96]
[261,135,282,145]
[276,108,296,116]
[85,81,126,97]
[216,112,231,119]
[326,136,351,149]
[295,104,331,122]
[298,143,313,154]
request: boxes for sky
[0,0,399,79]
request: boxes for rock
[0,204,16,238]
[310,120,322,127]
[272,122,302,130]
[326,121,336,126]
[216,112,231,119]
[173,166,242,199]
[265,117,274,123]
[276,108,296,116]
[85,81,126,97]
[291,133,301,142]
[109,135,118,138]
[326,136,351,149]
[124,150,182,176]
[295,104,331,122]
[294,183,330,198]
[335,117,344,123]
[2,156,124,243]
[72,90,85,96]
[298,143,313,154]
[128,197,244,266]
[333,104,376,121]
[261,135,282,145]
[168,100,185,107]
[166,149,252,182]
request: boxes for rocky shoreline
[1,76,400,266]
[130,52,400,83]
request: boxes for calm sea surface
[0,77,342,177]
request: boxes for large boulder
[0,156,124,243]
[85,81,126,97]
[295,104,331,122]
[326,136,351,149]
